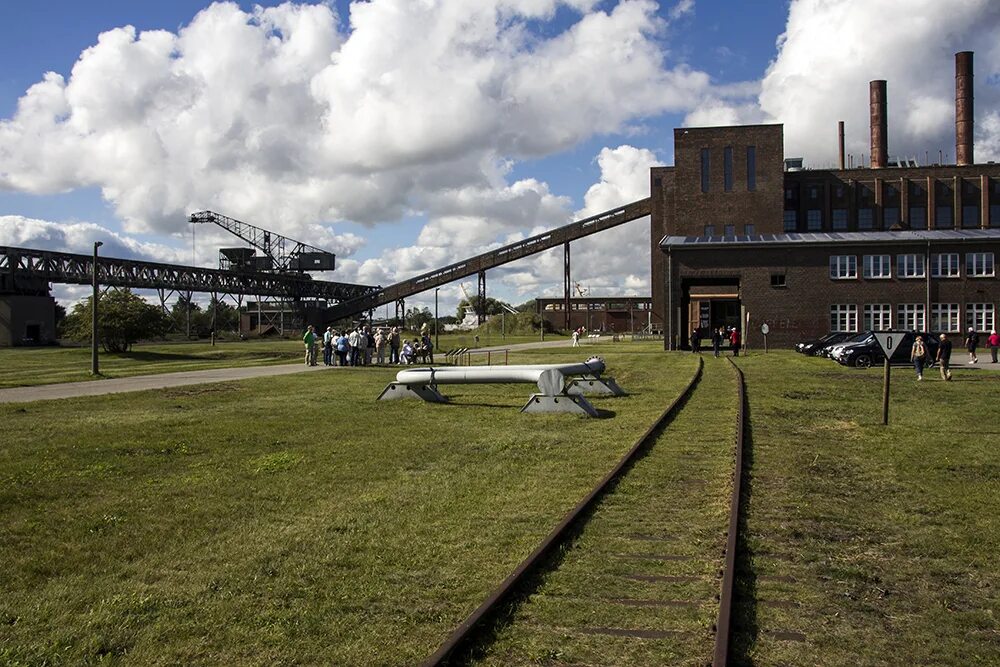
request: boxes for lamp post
[434,287,440,351]
[91,241,103,375]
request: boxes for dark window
[783,210,798,232]
[723,146,733,192]
[910,206,927,229]
[744,223,756,235]
[724,224,736,236]
[962,205,979,228]
[770,274,787,288]
[700,148,710,193]
[858,208,874,230]
[809,186,819,199]
[990,204,1000,227]
[785,188,794,200]
[704,224,716,237]
[936,205,953,228]
[746,146,756,191]
[883,207,899,229]
[807,209,822,231]
[832,209,848,230]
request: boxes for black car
[817,331,872,358]
[832,331,940,368]
[795,332,854,355]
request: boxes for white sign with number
[761,323,770,335]
[873,332,904,358]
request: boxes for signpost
[873,332,904,425]
[761,323,770,353]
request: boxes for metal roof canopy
[660,228,1000,249]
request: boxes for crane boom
[189,210,336,273]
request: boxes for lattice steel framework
[189,210,336,272]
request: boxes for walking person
[988,329,999,363]
[303,325,317,366]
[711,327,722,358]
[729,327,741,357]
[937,333,953,381]
[911,334,928,381]
[572,328,580,347]
[690,328,701,353]
[965,327,979,364]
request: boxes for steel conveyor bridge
[322,197,651,323]
[0,246,375,301]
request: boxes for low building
[535,296,660,333]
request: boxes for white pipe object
[395,357,606,386]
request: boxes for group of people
[302,324,434,367]
[690,326,741,358]
[912,328,1000,381]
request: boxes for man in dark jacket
[937,333,953,381]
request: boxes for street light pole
[434,288,440,351]
[91,241,103,375]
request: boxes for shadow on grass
[443,368,702,665]
[729,380,759,666]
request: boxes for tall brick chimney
[838,120,845,170]
[870,80,888,169]
[956,51,974,166]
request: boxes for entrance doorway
[682,282,740,348]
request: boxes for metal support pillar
[563,242,571,331]
[477,270,487,326]
[91,241,103,375]
[395,298,405,325]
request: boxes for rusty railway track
[422,355,749,666]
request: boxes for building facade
[535,296,660,333]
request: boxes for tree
[455,297,513,320]
[63,289,171,352]
[171,294,203,336]
[405,306,434,331]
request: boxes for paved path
[0,339,593,405]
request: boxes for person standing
[375,328,387,365]
[572,328,580,347]
[988,329,999,363]
[364,326,375,366]
[322,326,334,366]
[729,327,741,357]
[335,330,349,366]
[303,325,317,366]
[389,326,401,364]
[965,327,979,364]
[421,332,434,363]
[711,327,722,358]
[936,333,953,381]
[690,328,701,354]
[911,334,928,381]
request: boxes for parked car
[819,331,873,358]
[795,332,854,355]
[832,331,940,368]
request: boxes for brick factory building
[650,51,1000,350]
[535,296,660,334]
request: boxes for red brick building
[650,52,1000,350]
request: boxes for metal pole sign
[873,332,904,425]
[761,323,769,353]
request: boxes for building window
[863,254,891,279]
[932,303,961,333]
[724,224,736,236]
[968,304,996,332]
[883,207,899,229]
[830,304,858,332]
[700,148,710,193]
[858,208,874,230]
[704,224,716,237]
[931,253,960,278]
[830,255,857,279]
[770,273,787,288]
[935,205,953,228]
[785,188,794,201]
[991,204,1000,227]
[966,252,995,277]
[783,210,798,232]
[863,304,893,331]
[807,209,822,231]
[897,304,926,331]
[897,254,925,278]
[746,146,756,191]
[832,209,848,231]
[909,206,927,229]
[963,205,980,228]
[744,223,756,236]
[723,146,734,192]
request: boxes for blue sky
[3,1,995,308]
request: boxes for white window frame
[966,252,995,277]
[896,254,925,278]
[931,253,960,278]
[896,304,926,331]
[863,304,893,331]
[967,303,996,332]
[863,254,891,279]
[931,303,961,333]
[830,255,857,279]
[830,304,858,332]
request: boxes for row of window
[829,253,995,279]
[704,223,755,237]
[784,205,1000,232]
[830,303,997,333]
[701,146,756,194]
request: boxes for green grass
[731,352,1000,666]
[0,344,689,666]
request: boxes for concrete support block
[377,383,447,403]
[520,393,599,417]
[566,376,626,396]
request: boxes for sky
[2,0,1000,314]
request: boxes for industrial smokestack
[870,80,888,169]
[956,51,974,166]
[838,120,845,170]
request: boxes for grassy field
[731,352,1000,666]
[0,343,688,666]
[0,332,566,389]
[3,346,996,665]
